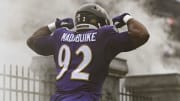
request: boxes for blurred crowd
[146,0,180,41]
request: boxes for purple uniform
[35,25,134,101]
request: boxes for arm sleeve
[32,35,55,56]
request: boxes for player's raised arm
[113,13,150,48]
[27,25,54,56]
[27,18,74,55]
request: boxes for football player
[27,3,149,101]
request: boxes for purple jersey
[35,25,134,95]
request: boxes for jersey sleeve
[106,27,135,53]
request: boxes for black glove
[112,13,130,28]
[55,18,74,29]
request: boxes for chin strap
[75,24,98,31]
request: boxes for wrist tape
[123,15,133,24]
[48,22,56,32]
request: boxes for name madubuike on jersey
[61,32,97,43]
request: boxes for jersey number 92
[56,44,92,81]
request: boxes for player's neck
[75,29,93,34]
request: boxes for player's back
[52,26,117,94]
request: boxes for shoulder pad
[99,25,118,33]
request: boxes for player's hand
[112,13,130,28]
[55,18,74,29]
